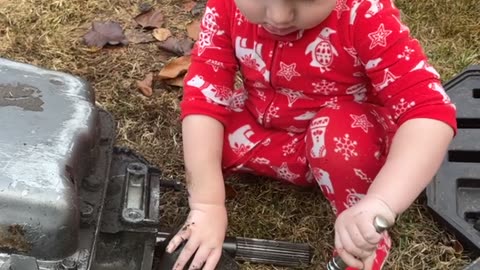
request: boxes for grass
[0,0,479,269]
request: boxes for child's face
[235,0,337,36]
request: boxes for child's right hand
[165,202,228,270]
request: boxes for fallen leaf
[157,36,194,56]
[137,72,154,96]
[134,9,164,29]
[165,77,185,87]
[153,28,172,41]
[125,28,156,44]
[158,55,191,79]
[186,19,201,41]
[83,21,128,48]
[182,0,196,12]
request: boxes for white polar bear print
[235,37,270,82]
[187,75,232,106]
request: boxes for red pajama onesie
[180,0,457,268]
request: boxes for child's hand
[334,195,396,270]
[165,202,228,270]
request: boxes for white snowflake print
[277,62,300,81]
[265,106,280,124]
[252,157,270,165]
[350,114,374,133]
[392,98,416,119]
[205,59,225,72]
[344,188,366,208]
[397,46,415,61]
[344,47,361,66]
[368,23,392,49]
[197,7,224,56]
[282,138,299,156]
[334,134,358,161]
[323,97,340,110]
[354,168,373,183]
[234,9,245,25]
[312,80,338,95]
[305,27,338,73]
[373,68,400,91]
[278,88,313,107]
[335,0,350,18]
[271,162,300,183]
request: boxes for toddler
[165,0,457,269]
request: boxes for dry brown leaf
[153,28,172,41]
[125,28,156,44]
[156,36,194,56]
[137,72,154,96]
[186,19,201,41]
[134,9,164,29]
[165,77,185,87]
[182,0,197,12]
[158,55,191,79]
[83,21,128,48]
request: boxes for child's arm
[164,114,228,270]
[335,0,457,268]
[367,118,454,214]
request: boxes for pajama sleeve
[350,0,457,133]
[180,0,238,126]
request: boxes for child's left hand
[334,195,396,270]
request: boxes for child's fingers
[362,253,376,270]
[202,248,222,270]
[335,231,364,269]
[347,223,377,251]
[166,228,192,253]
[338,226,371,260]
[173,238,200,270]
[187,246,213,270]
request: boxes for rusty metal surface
[0,58,97,260]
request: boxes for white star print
[335,0,350,18]
[278,88,312,107]
[271,162,300,182]
[350,114,374,133]
[276,62,300,81]
[368,23,392,49]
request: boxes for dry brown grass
[1,0,479,269]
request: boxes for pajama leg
[222,109,312,186]
[305,101,397,270]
